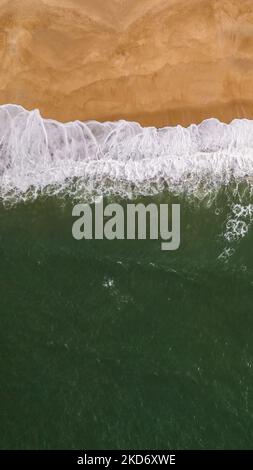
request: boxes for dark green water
[0,190,253,449]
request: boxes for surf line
[72,197,180,251]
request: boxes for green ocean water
[0,189,253,450]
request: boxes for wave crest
[1,104,253,202]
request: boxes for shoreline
[1,100,253,129]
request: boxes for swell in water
[1,104,253,204]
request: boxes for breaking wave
[1,104,253,203]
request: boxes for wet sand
[0,0,253,126]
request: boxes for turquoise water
[1,189,253,449]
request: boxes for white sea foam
[1,104,253,203]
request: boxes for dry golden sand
[0,0,253,126]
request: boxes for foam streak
[1,104,253,202]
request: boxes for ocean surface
[0,105,253,449]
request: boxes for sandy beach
[0,0,253,126]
